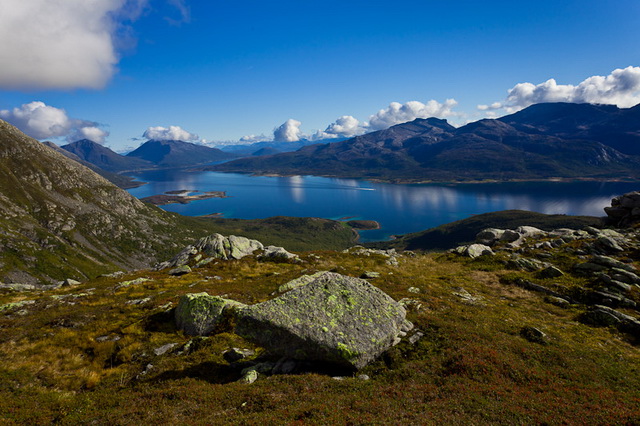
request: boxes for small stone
[62,278,81,287]
[408,331,424,344]
[360,271,381,279]
[538,266,564,278]
[154,343,178,356]
[519,326,548,344]
[169,265,192,276]
[465,244,494,258]
[407,287,421,294]
[223,348,255,363]
[545,296,570,307]
[357,374,370,381]
[239,369,258,384]
[125,297,151,305]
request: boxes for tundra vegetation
[1,222,640,424]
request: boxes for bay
[125,169,640,242]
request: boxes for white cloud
[143,125,198,141]
[70,126,110,143]
[240,134,272,143]
[0,0,147,90]
[483,66,640,113]
[0,101,109,143]
[313,115,367,140]
[368,99,459,130]
[274,119,303,142]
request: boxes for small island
[346,220,380,230]
[141,189,228,205]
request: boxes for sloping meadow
[1,244,640,424]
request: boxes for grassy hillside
[1,243,639,423]
[368,210,603,251]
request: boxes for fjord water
[126,169,640,242]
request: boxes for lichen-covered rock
[278,271,330,293]
[453,244,493,258]
[507,257,547,272]
[235,272,412,370]
[259,245,300,262]
[175,292,246,336]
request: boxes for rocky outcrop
[451,244,494,258]
[234,272,412,370]
[605,191,640,226]
[157,234,265,269]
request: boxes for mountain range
[61,138,235,173]
[209,103,640,182]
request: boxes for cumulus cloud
[0,101,109,143]
[143,125,199,141]
[0,0,147,90]
[274,119,303,142]
[481,66,640,113]
[313,115,367,140]
[368,99,458,131]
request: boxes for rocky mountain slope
[210,103,640,181]
[43,142,143,189]
[126,139,235,167]
[0,120,219,284]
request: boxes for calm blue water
[125,170,640,242]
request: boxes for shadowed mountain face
[62,139,153,173]
[211,103,640,181]
[498,102,640,155]
[126,140,235,167]
[0,121,208,284]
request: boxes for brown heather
[1,248,639,424]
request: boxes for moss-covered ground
[1,248,639,424]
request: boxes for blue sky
[0,0,639,151]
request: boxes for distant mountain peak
[126,139,235,167]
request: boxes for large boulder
[235,272,412,370]
[175,293,246,336]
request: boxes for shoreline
[202,170,640,186]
